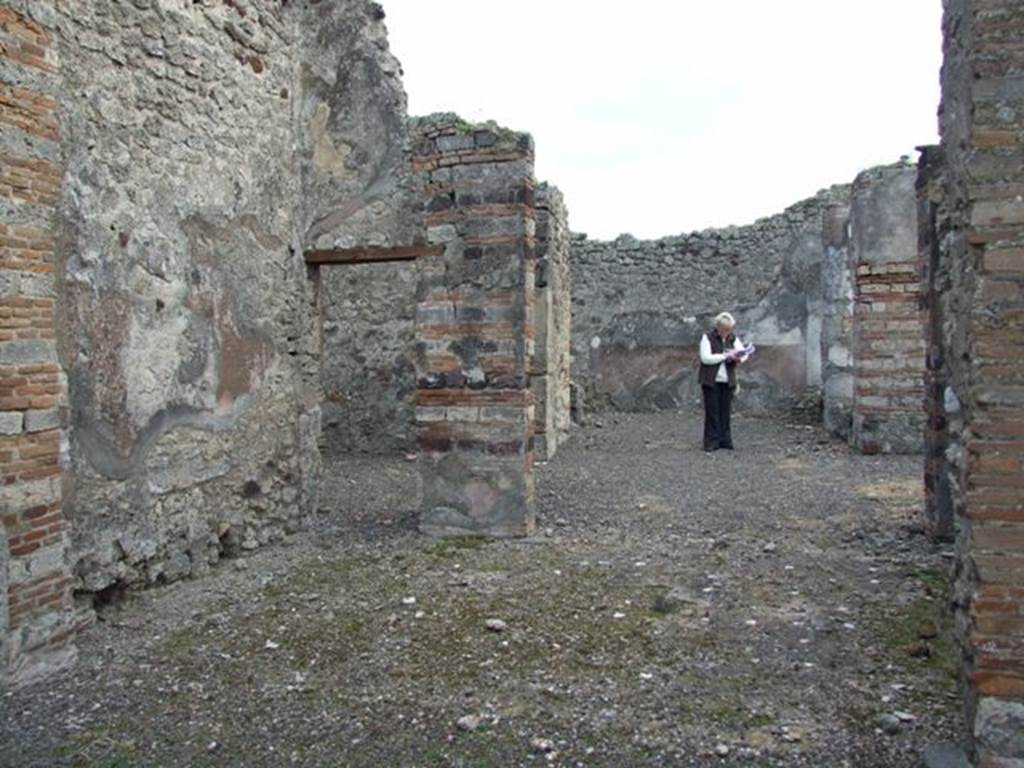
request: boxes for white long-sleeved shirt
[700,333,746,383]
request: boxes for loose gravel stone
[457,715,484,732]
[880,714,903,735]
[530,737,555,753]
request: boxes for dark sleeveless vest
[699,330,738,389]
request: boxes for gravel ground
[0,412,964,767]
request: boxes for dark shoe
[720,443,734,450]
[704,445,719,453]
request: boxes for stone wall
[848,164,927,454]
[0,0,79,684]
[570,190,847,413]
[412,115,537,537]
[11,0,411,613]
[297,3,418,253]
[4,1,555,684]
[319,262,416,455]
[56,0,310,598]
[939,0,1024,763]
[532,183,571,460]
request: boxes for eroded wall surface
[48,0,413,597]
[57,0,314,596]
[533,184,571,460]
[570,191,846,413]
[940,0,1024,762]
[297,2,416,253]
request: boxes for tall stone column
[411,116,536,537]
[0,0,78,683]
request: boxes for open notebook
[729,343,756,361]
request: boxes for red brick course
[0,223,54,273]
[0,84,57,141]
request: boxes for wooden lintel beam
[304,245,444,265]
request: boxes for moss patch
[424,535,492,560]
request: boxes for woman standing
[698,312,749,452]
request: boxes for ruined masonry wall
[46,1,413,601]
[570,190,847,413]
[4,0,519,682]
[940,0,1024,762]
[412,116,537,536]
[533,184,571,460]
[849,165,927,455]
[0,0,79,684]
[56,0,317,598]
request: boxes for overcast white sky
[383,1,944,240]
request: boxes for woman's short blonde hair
[714,312,736,329]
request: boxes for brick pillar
[940,0,1024,762]
[411,117,536,537]
[849,164,927,455]
[0,1,78,683]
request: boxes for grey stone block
[474,130,497,147]
[0,476,59,509]
[0,103,60,160]
[976,698,1024,761]
[0,411,23,435]
[0,269,56,299]
[436,134,475,153]
[0,340,56,365]
[24,409,60,433]
[0,197,54,231]
[163,551,193,582]
[850,165,918,265]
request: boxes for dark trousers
[702,383,733,450]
